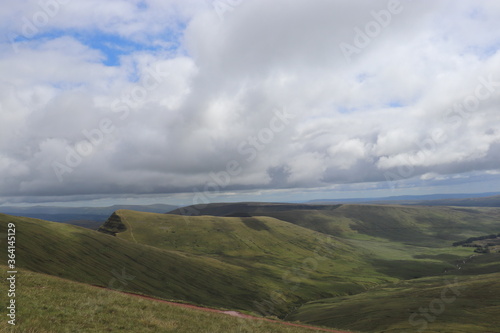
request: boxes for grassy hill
[0,212,395,318]
[97,209,494,290]
[169,203,500,244]
[97,210,398,309]
[0,213,279,314]
[256,205,500,279]
[288,271,500,332]
[98,210,360,267]
[169,203,500,279]
[0,266,343,333]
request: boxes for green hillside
[279,205,500,244]
[0,213,277,313]
[0,266,343,333]
[258,205,500,279]
[170,203,500,245]
[97,210,397,308]
[288,271,500,333]
[97,209,488,292]
[0,212,393,319]
[169,203,500,279]
[98,210,363,269]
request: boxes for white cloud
[1,0,500,203]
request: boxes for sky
[1,0,500,207]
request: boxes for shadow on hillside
[241,217,270,231]
[369,258,452,279]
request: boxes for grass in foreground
[0,266,347,333]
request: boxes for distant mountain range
[1,192,498,230]
[307,192,500,207]
[0,203,178,228]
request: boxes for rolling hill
[169,203,500,278]
[96,210,399,310]
[169,203,500,245]
[0,211,395,319]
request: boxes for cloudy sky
[1,0,500,207]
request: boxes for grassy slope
[0,266,342,333]
[0,213,277,313]
[288,271,500,333]
[167,203,500,331]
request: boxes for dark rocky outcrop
[97,212,127,236]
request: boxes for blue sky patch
[78,33,161,66]
[387,101,404,108]
[8,22,186,67]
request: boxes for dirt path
[125,292,351,333]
